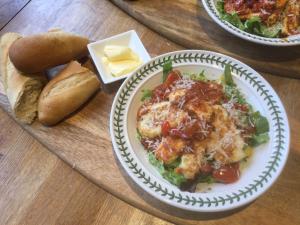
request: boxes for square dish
[88,30,151,84]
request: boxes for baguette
[9,30,89,74]
[0,33,46,124]
[38,61,100,126]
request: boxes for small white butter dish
[88,30,151,84]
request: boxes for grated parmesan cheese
[171,77,195,90]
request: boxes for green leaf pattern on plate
[204,0,300,45]
[112,52,287,208]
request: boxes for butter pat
[104,45,132,61]
[102,45,142,77]
[109,60,141,77]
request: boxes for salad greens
[189,70,207,81]
[250,111,270,134]
[222,66,269,147]
[141,61,270,188]
[248,111,270,146]
[148,152,186,186]
[197,174,215,184]
[222,65,247,104]
[224,64,235,86]
[248,133,269,147]
[224,85,248,104]
[141,89,152,101]
[162,60,173,82]
[216,0,281,38]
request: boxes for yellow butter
[102,45,142,77]
[104,45,132,61]
[109,59,142,77]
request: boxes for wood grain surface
[0,0,300,224]
[110,0,300,79]
[0,0,30,30]
[0,107,170,225]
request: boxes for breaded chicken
[155,136,186,164]
[168,89,186,103]
[205,106,246,164]
[185,101,214,121]
[137,101,170,138]
[282,0,300,36]
[175,147,205,179]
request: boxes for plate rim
[110,50,290,212]
[201,0,300,46]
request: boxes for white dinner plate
[110,50,290,212]
[202,0,300,46]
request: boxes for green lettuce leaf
[245,16,281,38]
[244,16,262,33]
[224,85,247,104]
[216,0,281,38]
[248,133,269,147]
[216,0,225,14]
[197,174,215,184]
[148,152,186,186]
[163,170,187,186]
[165,157,181,169]
[162,60,172,82]
[248,111,270,147]
[216,1,245,30]
[223,12,245,30]
[260,23,282,38]
[141,89,152,101]
[250,111,270,134]
[190,70,207,81]
[224,64,235,86]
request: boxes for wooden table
[0,0,30,30]
[0,107,169,225]
[0,1,299,225]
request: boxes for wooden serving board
[1,0,300,224]
[110,0,300,79]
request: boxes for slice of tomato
[164,70,181,87]
[161,121,171,137]
[152,83,167,101]
[212,163,240,184]
[200,163,213,174]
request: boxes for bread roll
[9,30,89,74]
[0,33,46,124]
[0,33,21,91]
[38,61,100,126]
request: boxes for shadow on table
[113,151,252,221]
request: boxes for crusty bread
[0,33,21,91]
[38,61,100,126]
[0,33,46,124]
[9,30,89,74]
